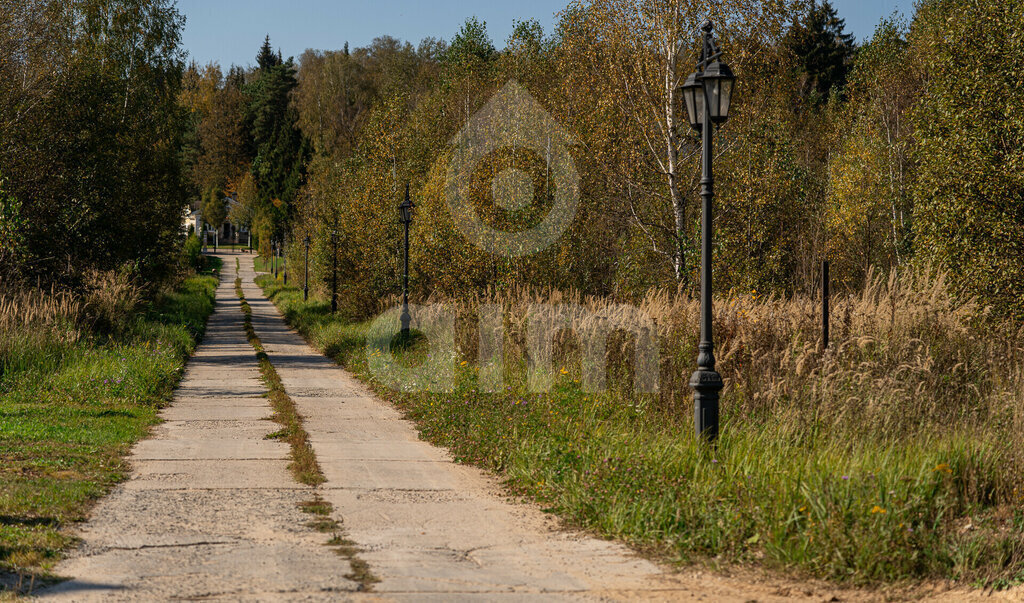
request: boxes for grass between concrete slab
[0,261,221,595]
[234,265,378,590]
[298,495,379,589]
[234,272,322,487]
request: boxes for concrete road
[236,259,819,602]
[38,254,1005,601]
[38,259,359,601]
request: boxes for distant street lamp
[304,235,311,301]
[681,20,736,442]
[398,183,415,339]
[330,230,339,313]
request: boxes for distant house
[183,206,201,235]
[200,196,250,247]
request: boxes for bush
[183,233,202,271]
[0,173,26,281]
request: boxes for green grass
[0,264,219,592]
[256,276,1024,588]
[253,256,285,275]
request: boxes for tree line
[276,0,1020,318]
[0,0,189,285]
[1,0,1021,319]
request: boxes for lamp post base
[400,305,411,341]
[690,368,723,441]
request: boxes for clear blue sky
[177,0,915,69]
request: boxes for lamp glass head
[681,71,704,131]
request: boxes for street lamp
[304,235,311,301]
[681,19,736,442]
[330,230,339,313]
[282,238,288,285]
[273,240,279,279]
[398,183,414,339]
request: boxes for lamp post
[330,230,338,313]
[822,260,830,350]
[398,183,414,339]
[282,238,288,285]
[304,235,311,301]
[273,240,279,279]
[681,20,736,442]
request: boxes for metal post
[822,260,830,350]
[400,187,412,339]
[689,22,724,443]
[282,239,287,285]
[330,232,338,313]
[273,241,278,279]
[214,230,218,253]
[304,237,310,301]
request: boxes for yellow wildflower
[871,505,886,514]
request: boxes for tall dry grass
[80,267,142,334]
[0,287,84,383]
[0,268,143,385]
[403,264,1024,449]
[0,286,83,331]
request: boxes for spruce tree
[256,35,280,70]
[786,0,857,102]
[245,38,308,237]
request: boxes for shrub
[183,233,202,271]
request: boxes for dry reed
[393,264,1024,449]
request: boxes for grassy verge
[253,256,284,275]
[256,274,1024,589]
[0,261,221,593]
